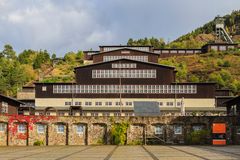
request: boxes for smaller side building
[0,94,24,115]
[224,96,240,116]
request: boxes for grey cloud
[0,0,239,55]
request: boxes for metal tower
[215,16,234,43]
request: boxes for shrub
[186,129,210,145]
[222,60,231,67]
[33,140,44,146]
[110,122,129,145]
[189,75,199,82]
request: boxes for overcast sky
[0,0,239,56]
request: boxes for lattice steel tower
[215,16,233,43]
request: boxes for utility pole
[119,61,122,116]
[181,97,185,116]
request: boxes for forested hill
[1,10,240,97]
[127,10,240,49]
[0,44,84,96]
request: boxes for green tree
[0,44,16,59]
[33,50,50,69]
[18,49,37,64]
[51,53,57,59]
[64,52,76,62]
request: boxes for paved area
[0,145,239,160]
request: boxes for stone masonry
[0,115,239,146]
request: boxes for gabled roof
[94,47,159,56]
[0,94,24,105]
[74,58,175,70]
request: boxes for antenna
[215,16,233,43]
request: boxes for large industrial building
[31,45,234,116]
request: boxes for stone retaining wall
[0,115,239,146]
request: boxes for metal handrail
[144,130,166,145]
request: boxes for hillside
[1,10,240,97]
[159,49,240,94]
[127,10,240,48]
[36,47,240,95]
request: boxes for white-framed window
[155,125,163,134]
[91,112,98,116]
[0,123,5,132]
[112,63,137,69]
[103,56,148,62]
[114,113,121,116]
[58,112,65,116]
[166,102,174,106]
[92,69,156,79]
[177,102,181,107]
[57,124,64,133]
[102,112,110,116]
[211,46,218,51]
[75,102,81,106]
[126,102,132,106]
[18,124,26,133]
[76,125,84,134]
[192,125,203,131]
[53,85,197,94]
[105,102,112,106]
[158,102,163,106]
[37,124,45,134]
[65,102,71,106]
[42,86,47,91]
[115,102,121,106]
[95,102,102,106]
[1,102,8,113]
[219,46,227,51]
[85,102,92,106]
[174,125,182,135]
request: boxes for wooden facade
[83,43,239,61]
[0,94,24,115]
[92,48,159,63]
[33,44,236,116]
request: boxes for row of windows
[154,50,201,54]
[53,85,197,94]
[1,124,84,134]
[92,70,156,78]
[88,112,133,117]
[65,101,132,106]
[1,102,8,113]
[211,45,234,51]
[65,101,178,107]
[103,56,148,62]
[154,125,182,134]
[102,47,150,52]
[3,123,240,135]
[112,63,137,68]
[154,125,205,135]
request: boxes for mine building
[33,45,234,116]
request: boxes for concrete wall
[0,115,239,146]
